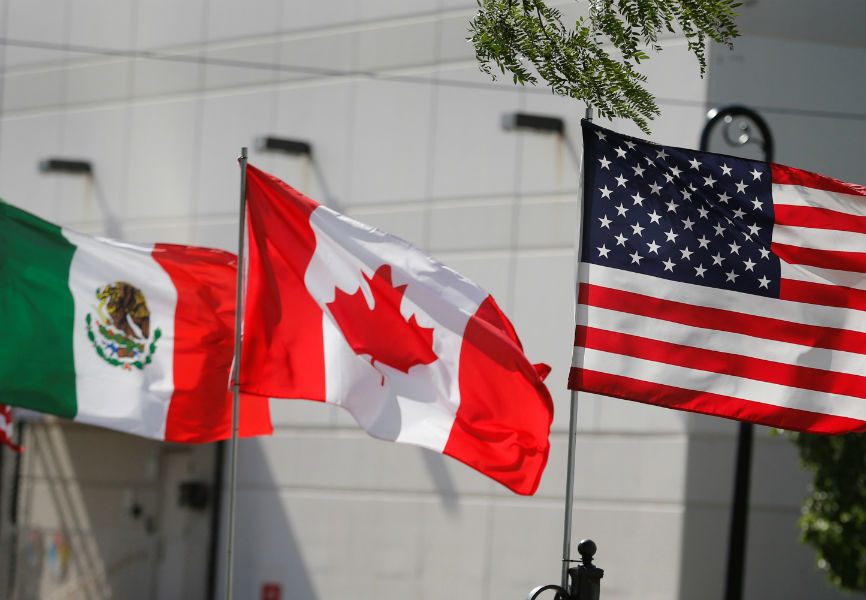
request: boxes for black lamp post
[699,105,774,600]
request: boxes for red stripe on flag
[568,368,866,435]
[774,205,866,234]
[772,242,866,273]
[772,164,866,197]
[153,244,273,442]
[576,325,866,399]
[578,283,866,353]
[779,278,866,312]
[241,165,326,401]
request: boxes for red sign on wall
[261,582,281,600]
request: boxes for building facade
[0,0,863,598]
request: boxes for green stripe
[0,201,77,418]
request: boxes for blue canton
[581,120,781,298]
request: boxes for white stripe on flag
[773,184,866,216]
[574,347,866,421]
[576,303,864,376]
[773,224,865,253]
[581,262,865,332]
[781,262,866,290]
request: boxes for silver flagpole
[560,106,593,590]
[225,147,248,600]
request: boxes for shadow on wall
[676,422,849,600]
[218,438,318,600]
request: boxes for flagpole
[560,106,593,589]
[225,147,248,600]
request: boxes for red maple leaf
[326,265,437,375]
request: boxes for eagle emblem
[86,282,161,370]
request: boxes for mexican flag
[0,201,271,442]
[240,166,553,495]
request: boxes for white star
[647,240,661,254]
[614,233,628,246]
[751,197,763,210]
[599,185,613,199]
[743,258,756,271]
[682,188,693,200]
[662,258,676,272]
[733,208,746,219]
[663,172,674,184]
[680,247,694,261]
[647,210,662,225]
[631,193,645,206]
[697,235,710,249]
[598,215,612,229]
[712,253,724,266]
[748,223,761,237]
[633,164,646,177]
[657,148,669,160]
[625,140,636,149]
[595,130,607,140]
[614,146,627,159]
[649,182,663,195]
[703,174,717,187]
[630,251,643,265]
[713,223,726,237]
[666,199,678,213]
[735,180,748,194]
[615,174,628,188]
[750,168,763,181]
[726,270,739,282]
[695,264,707,277]
[598,244,611,258]
[631,222,645,237]
[664,229,678,243]
[669,165,682,179]
[759,247,771,259]
[682,217,695,230]
[729,241,741,255]
[689,158,701,170]
[616,203,629,217]
[697,206,709,219]
[720,163,732,176]
[718,191,731,203]
[599,156,611,169]
[758,275,771,289]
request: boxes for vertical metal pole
[225,147,248,600]
[560,389,581,588]
[561,105,594,589]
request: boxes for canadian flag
[240,165,554,495]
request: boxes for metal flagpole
[225,147,249,600]
[560,106,593,589]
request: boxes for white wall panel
[430,67,522,200]
[347,79,433,205]
[135,0,206,50]
[124,98,199,223]
[0,113,63,220]
[206,0,280,43]
[68,0,136,50]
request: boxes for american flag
[0,404,22,452]
[569,120,866,434]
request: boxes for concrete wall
[0,0,862,598]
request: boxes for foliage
[788,431,866,591]
[469,0,740,133]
